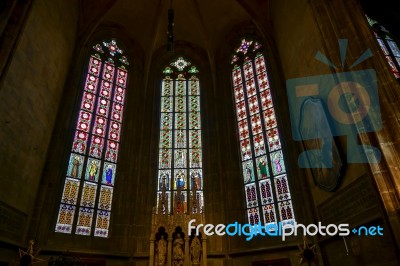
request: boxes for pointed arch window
[366,15,400,79]
[55,39,129,237]
[231,38,295,226]
[156,57,203,214]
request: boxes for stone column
[201,237,207,266]
[167,238,172,266]
[149,238,155,266]
[184,235,190,266]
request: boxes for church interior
[1,0,400,265]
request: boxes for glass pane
[234,84,245,103]
[92,116,108,138]
[388,41,400,57]
[256,155,269,180]
[66,154,84,179]
[61,178,80,204]
[190,169,202,189]
[189,149,202,168]
[175,79,186,96]
[175,96,186,112]
[85,158,101,182]
[235,101,247,121]
[243,58,254,81]
[174,149,187,168]
[175,130,187,148]
[102,62,115,82]
[270,150,286,176]
[253,133,266,156]
[377,39,389,55]
[94,210,110,237]
[99,80,113,99]
[189,112,201,129]
[76,207,94,235]
[89,136,104,159]
[259,179,274,205]
[248,95,260,116]
[161,97,173,112]
[254,54,266,75]
[175,113,186,129]
[242,160,255,184]
[260,89,273,110]
[85,75,99,94]
[80,182,98,208]
[105,140,119,163]
[72,131,88,154]
[262,204,276,224]
[102,162,116,186]
[245,78,257,97]
[189,96,200,112]
[247,207,260,226]
[232,66,243,86]
[160,113,173,130]
[108,121,121,142]
[267,127,281,152]
[158,169,171,190]
[278,200,295,226]
[189,130,201,149]
[250,114,262,135]
[162,78,173,96]
[159,148,172,169]
[55,204,75,233]
[263,108,277,130]
[111,102,124,122]
[240,138,252,161]
[77,111,92,133]
[274,174,291,202]
[81,92,96,113]
[174,169,187,189]
[116,67,128,88]
[189,77,200,95]
[160,130,172,148]
[114,86,125,104]
[98,185,113,210]
[157,191,171,214]
[88,56,102,77]
[245,183,258,208]
[97,97,110,117]
[257,72,269,92]
[386,55,400,74]
[238,119,249,140]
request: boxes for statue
[190,236,202,264]
[172,233,184,266]
[156,235,167,265]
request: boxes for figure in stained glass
[88,160,98,181]
[191,170,201,189]
[258,157,268,179]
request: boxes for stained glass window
[366,15,400,79]
[157,57,203,215]
[55,39,129,237]
[231,39,295,227]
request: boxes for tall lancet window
[157,57,203,215]
[366,15,400,79]
[55,39,129,237]
[231,38,295,226]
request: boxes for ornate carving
[190,235,202,264]
[156,235,167,265]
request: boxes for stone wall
[0,0,78,262]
